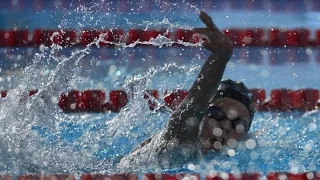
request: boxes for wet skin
[119,11,248,168]
[199,97,251,150]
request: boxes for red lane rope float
[144,89,160,111]
[127,29,170,45]
[54,30,77,47]
[13,29,31,47]
[33,29,78,47]
[267,172,320,180]
[18,174,76,180]
[0,28,319,47]
[57,90,128,112]
[0,30,16,47]
[109,90,129,111]
[1,88,320,112]
[144,173,200,180]
[258,88,320,111]
[268,28,312,47]
[163,89,189,110]
[206,172,260,180]
[81,173,138,180]
[0,172,319,180]
[175,29,200,44]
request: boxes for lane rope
[7,172,320,180]
[1,88,319,112]
[0,28,319,47]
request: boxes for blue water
[0,0,320,176]
[1,46,316,174]
[1,45,320,174]
[28,93,320,174]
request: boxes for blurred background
[1,0,320,29]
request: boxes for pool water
[0,45,319,175]
[0,0,320,176]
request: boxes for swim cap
[210,79,254,128]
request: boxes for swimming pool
[0,45,319,176]
[0,0,320,178]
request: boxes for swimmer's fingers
[196,11,234,53]
[193,28,216,41]
[193,28,219,43]
[199,11,219,31]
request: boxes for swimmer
[119,11,254,169]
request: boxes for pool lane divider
[0,88,319,112]
[2,172,320,180]
[0,28,319,47]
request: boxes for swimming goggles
[207,106,249,133]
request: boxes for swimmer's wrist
[211,48,233,58]
[207,40,233,56]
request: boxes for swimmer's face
[199,97,251,150]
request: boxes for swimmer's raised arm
[119,12,234,167]
[163,11,233,143]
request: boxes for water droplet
[70,103,76,110]
[213,128,222,137]
[213,141,222,149]
[250,151,259,160]
[227,109,238,119]
[14,148,19,154]
[188,163,195,170]
[261,70,269,78]
[227,139,237,148]
[227,149,236,156]
[236,124,245,133]
[308,123,317,131]
[245,139,256,149]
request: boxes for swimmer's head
[211,79,254,126]
[199,79,254,150]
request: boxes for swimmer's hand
[193,11,233,54]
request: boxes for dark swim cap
[210,79,254,129]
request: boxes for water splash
[0,0,319,175]
[0,0,205,173]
